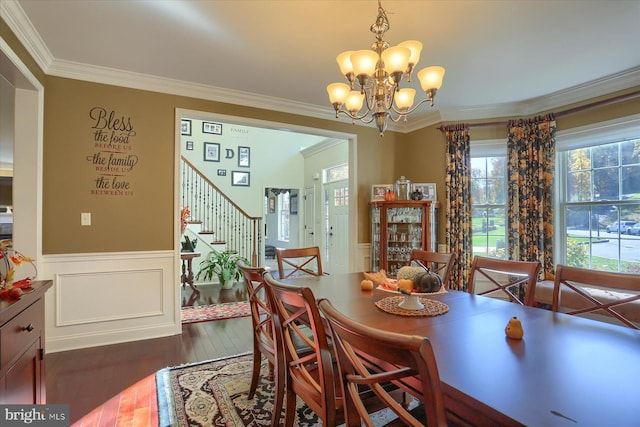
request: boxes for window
[278,192,290,242]
[557,115,640,273]
[471,141,508,259]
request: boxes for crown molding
[0,0,53,72]
[4,0,639,134]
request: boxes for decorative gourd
[397,266,426,282]
[384,190,397,201]
[505,316,524,340]
[412,268,443,293]
[410,189,423,200]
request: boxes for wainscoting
[41,250,180,353]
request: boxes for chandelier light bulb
[327,83,350,104]
[336,51,355,76]
[397,40,423,67]
[394,88,416,109]
[345,90,365,113]
[350,50,379,77]
[418,66,446,91]
[381,45,411,75]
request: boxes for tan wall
[40,75,401,254]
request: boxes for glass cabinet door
[385,206,423,276]
[370,206,381,272]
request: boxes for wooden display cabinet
[370,200,438,276]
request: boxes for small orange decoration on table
[360,279,374,291]
[397,277,414,292]
[505,316,524,340]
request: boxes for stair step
[211,241,226,245]
[198,231,215,235]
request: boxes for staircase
[181,156,262,265]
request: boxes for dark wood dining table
[283,272,640,427]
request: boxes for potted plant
[196,249,248,289]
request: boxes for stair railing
[181,156,262,265]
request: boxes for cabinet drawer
[1,299,44,369]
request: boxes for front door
[324,179,349,274]
[303,186,316,247]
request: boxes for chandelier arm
[335,108,375,124]
[390,98,432,116]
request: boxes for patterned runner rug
[156,352,404,427]
[181,301,251,324]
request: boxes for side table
[180,252,201,291]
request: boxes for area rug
[181,301,251,324]
[156,352,408,426]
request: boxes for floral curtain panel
[506,114,556,280]
[444,124,472,291]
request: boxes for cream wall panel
[42,250,179,352]
[56,269,163,326]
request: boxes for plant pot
[219,280,235,290]
[218,269,235,289]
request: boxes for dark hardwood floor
[46,282,252,425]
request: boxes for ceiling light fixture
[327,0,445,137]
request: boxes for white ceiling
[5,0,640,131]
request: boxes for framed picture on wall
[290,194,298,214]
[412,183,437,200]
[231,170,250,186]
[186,141,194,151]
[238,146,250,167]
[203,121,223,135]
[268,197,275,213]
[204,142,220,162]
[371,184,393,201]
[217,169,226,176]
[181,119,191,136]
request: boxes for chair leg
[267,360,275,381]
[248,346,261,399]
[270,361,285,427]
[283,386,297,427]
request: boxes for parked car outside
[627,223,640,235]
[606,221,637,233]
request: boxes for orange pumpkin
[397,278,414,292]
[384,190,397,201]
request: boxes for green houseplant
[196,249,248,289]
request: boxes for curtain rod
[438,89,640,131]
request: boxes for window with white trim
[278,192,290,242]
[470,141,508,259]
[557,115,640,273]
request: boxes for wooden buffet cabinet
[0,280,52,404]
[370,200,438,276]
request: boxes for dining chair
[552,264,640,329]
[468,256,541,306]
[409,249,455,288]
[318,298,449,427]
[275,246,324,279]
[236,260,283,427]
[263,272,385,426]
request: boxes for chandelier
[326,1,445,136]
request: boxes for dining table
[282,272,640,427]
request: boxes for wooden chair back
[276,246,324,279]
[468,256,541,306]
[409,249,455,288]
[552,264,640,329]
[237,260,284,427]
[263,272,339,426]
[318,298,448,427]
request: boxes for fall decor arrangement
[0,240,37,300]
